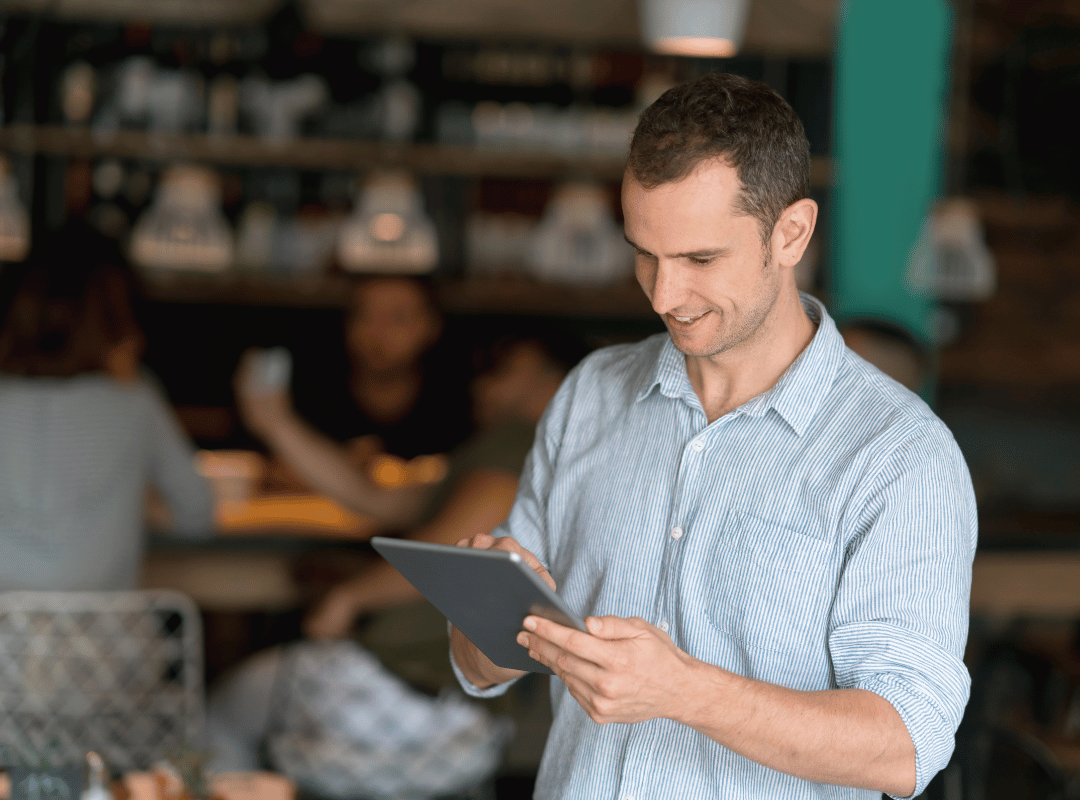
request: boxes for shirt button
[658,621,669,633]
[623,796,635,800]
[671,526,684,540]
[691,439,705,452]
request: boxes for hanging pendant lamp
[638,0,750,57]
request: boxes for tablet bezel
[370,536,588,674]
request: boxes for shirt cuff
[859,674,956,800]
[448,622,522,698]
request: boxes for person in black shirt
[284,275,471,486]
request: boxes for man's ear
[773,198,818,269]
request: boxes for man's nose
[649,260,686,315]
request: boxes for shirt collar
[634,292,844,437]
[635,334,693,404]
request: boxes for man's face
[623,159,782,361]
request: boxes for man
[451,73,976,799]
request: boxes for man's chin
[666,328,734,360]
[665,323,711,354]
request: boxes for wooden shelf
[0,124,626,180]
[0,124,834,185]
[439,275,654,317]
[141,271,355,307]
[140,271,658,318]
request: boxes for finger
[523,616,610,667]
[517,630,605,679]
[584,615,654,640]
[486,538,557,590]
[521,639,620,725]
[455,533,494,549]
[470,533,497,549]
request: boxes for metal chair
[0,590,204,772]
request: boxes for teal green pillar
[830,0,953,344]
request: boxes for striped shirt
[454,294,977,800]
[0,373,215,590]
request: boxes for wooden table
[142,493,380,612]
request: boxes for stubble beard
[669,244,781,360]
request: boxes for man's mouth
[668,311,708,325]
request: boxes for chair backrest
[0,590,204,773]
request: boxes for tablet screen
[371,537,587,674]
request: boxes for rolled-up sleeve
[829,423,977,798]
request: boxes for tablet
[370,536,588,674]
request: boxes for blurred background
[2,0,1080,798]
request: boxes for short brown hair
[627,72,811,242]
[0,227,142,378]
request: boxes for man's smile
[667,311,710,326]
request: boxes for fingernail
[523,617,537,631]
[516,632,528,646]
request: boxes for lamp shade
[638,0,750,57]
[337,170,439,274]
[130,165,234,272]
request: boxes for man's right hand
[450,532,555,688]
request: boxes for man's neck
[685,291,817,423]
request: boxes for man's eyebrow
[672,247,729,259]
[623,235,729,260]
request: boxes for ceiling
[303,0,836,54]
[0,0,838,55]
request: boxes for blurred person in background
[235,325,585,595]
[300,328,587,640]
[286,275,472,479]
[210,327,586,772]
[0,225,215,591]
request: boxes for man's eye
[689,257,714,266]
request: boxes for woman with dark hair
[0,227,214,591]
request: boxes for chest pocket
[703,510,835,654]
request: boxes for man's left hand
[517,614,700,724]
